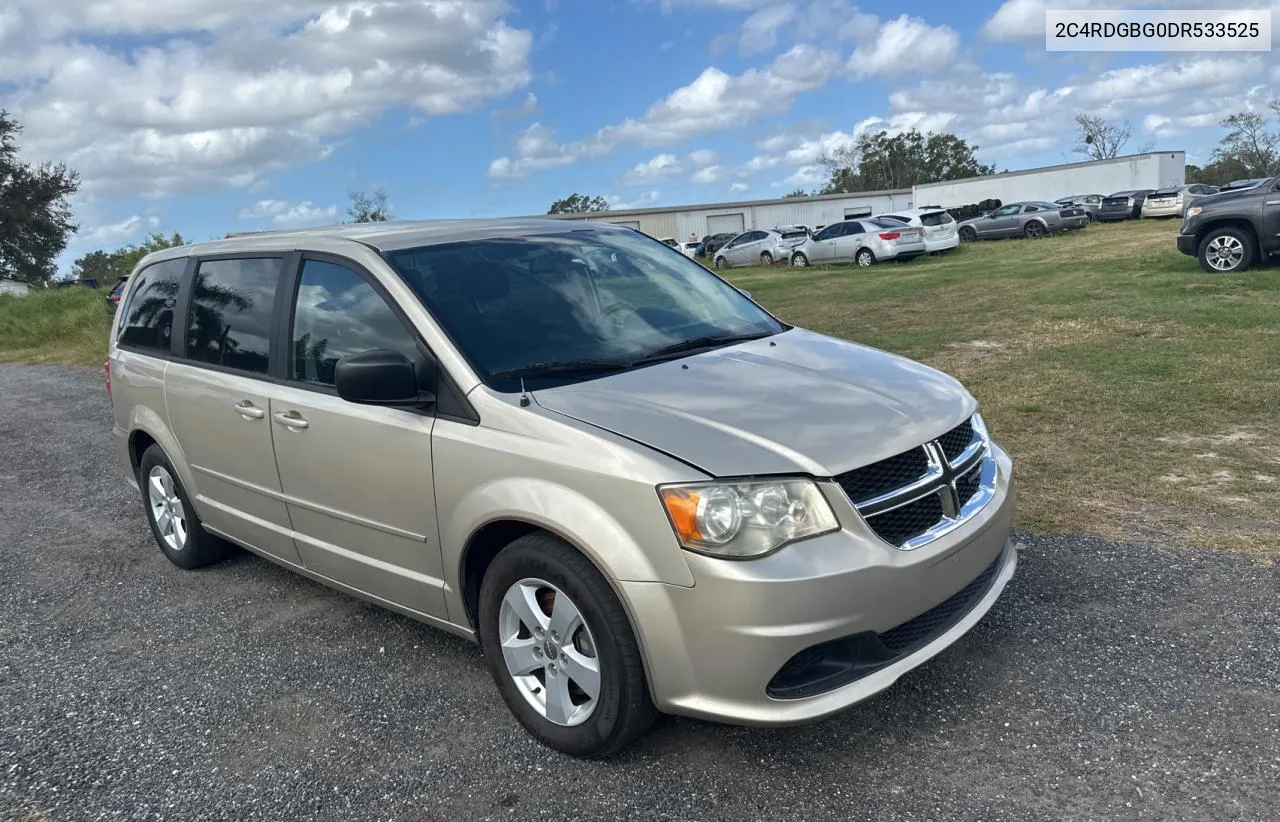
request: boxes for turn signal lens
[658,479,839,558]
[1185,206,1203,218]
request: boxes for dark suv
[1176,176,1280,273]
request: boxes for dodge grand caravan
[107,220,1016,758]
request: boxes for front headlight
[658,478,839,558]
[1126,197,1134,207]
[1185,206,1203,218]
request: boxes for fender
[125,405,203,518]
[440,476,696,620]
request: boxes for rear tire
[478,532,656,759]
[714,256,726,270]
[760,252,773,266]
[959,226,977,243]
[138,445,233,570]
[855,248,875,267]
[1197,227,1254,274]
[1024,221,1046,239]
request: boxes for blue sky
[0,0,1276,270]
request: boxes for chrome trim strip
[853,447,942,510]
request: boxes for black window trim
[281,250,479,425]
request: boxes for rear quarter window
[116,259,186,353]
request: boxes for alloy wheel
[498,578,601,727]
[147,466,188,552]
[1205,235,1244,271]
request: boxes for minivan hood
[534,328,975,477]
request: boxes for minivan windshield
[385,229,786,390]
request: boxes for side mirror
[335,349,434,408]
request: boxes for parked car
[1176,175,1280,273]
[699,232,736,257]
[877,208,959,253]
[789,218,926,267]
[712,228,806,268]
[1141,184,1219,218]
[1096,190,1154,221]
[1219,178,1270,193]
[107,218,1016,757]
[1054,194,1105,222]
[106,275,129,314]
[956,201,1088,241]
[658,237,697,258]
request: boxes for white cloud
[687,149,717,166]
[777,164,825,187]
[606,190,662,210]
[238,199,339,227]
[81,214,162,245]
[846,14,959,77]
[2,0,534,198]
[488,44,839,178]
[492,91,540,121]
[621,153,683,185]
[739,3,796,56]
[729,182,749,192]
[692,165,724,183]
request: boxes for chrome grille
[834,414,996,550]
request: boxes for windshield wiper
[490,359,633,379]
[631,331,775,365]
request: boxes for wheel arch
[1196,218,1259,249]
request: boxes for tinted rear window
[184,257,282,375]
[780,230,808,239]
[117,259,185,353]
[919,211,953,226]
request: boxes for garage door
[706,213,745,236]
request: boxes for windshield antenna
[519,378,531,407]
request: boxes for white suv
[878,208,959,254]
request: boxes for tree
[547,193,610,214]
[1211,110,1279,178]
[1073,114,1131,160]
[783,188,809,198]
[347,187,391,222]
[69,231,186,288]
[0,110,80,285]
[819,129,995,194]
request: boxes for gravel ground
[1,364,1278,822]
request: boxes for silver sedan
[957,201,1088,241]
[789,218,925,268]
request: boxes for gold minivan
[108,220,1016,757]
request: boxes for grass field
[722,219,1280,558]
[1,219,1277,556]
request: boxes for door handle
[273,411,310,431]
[234,401,266,420]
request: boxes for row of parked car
[679,200,1092,270]
[1057,177,1271,223]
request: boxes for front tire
[478,532,656,758]
[138,445,232,570]
[791,252,809,268]
[1197,227,1254,274]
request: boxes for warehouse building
[544,151,1184,238]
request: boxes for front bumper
[622,444,1016,725]
[1177,233,1197,256]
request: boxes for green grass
[0,287,112,367]
[721,219,1280,558]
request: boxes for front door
[806,224,842,262]
[164,256,301,565]
[268,256,447,619]
[984,204,1022,237]
[1264,180,1280,253]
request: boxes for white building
[0,277,32,297]
[914,151,1185,208]
[543,151,1185,238]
